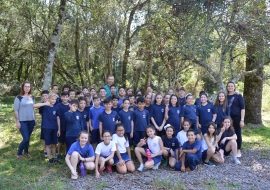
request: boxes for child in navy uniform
[135,125,164,171]
[218,116,241,164]
[162,124,179,168]
[165,94,181,134]
[111,95,121,113]
[39,90,49,157]
[133,97,150,146]
[56,91,70,158]
[214,91,230,130]
[128,94,137,111]
[150,93,166,137]
[68,89,76,101]
[89,96,105,148]
[175,129,202,172]
[144,93,152,113]
[65,99,84,152]
[77,97,89,132]
[98,98,119,140]
[34,94,60,163]
[117,87,126,107]
[181,94,199,138]
[118,99,134,146]
[196,93,217,135]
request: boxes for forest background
[0,0,270,125]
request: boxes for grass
[0,96,270,189]
[152,177,185,190]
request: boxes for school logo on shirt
[177,110,180,114]
[53,111,56,115]
[207,109,210,112]
[76,116,79,120]
[161,109,164,113]
[153,143,157,147]
[172,143,175,147]
[143,114,146,118]
[84,114,87,118]
[128,116,131,120]
[113,118,115,121]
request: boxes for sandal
[71,173,78,180]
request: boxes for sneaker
[204,161,215,166]
[233,158,241,165]
[153,162,161,170]
[48,159,54,164]
[137,164,144,172]
[56,154,61,160]
[107,165,113,173]
[44,151,48,158]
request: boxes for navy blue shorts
[43,128,58,145]
[113,152,131,165]
[65,136,77,152]
[40,128,44,140]
[91,129,100,144]
[219,140,231,156]
[133,131,144,147]
[58,132,66,143]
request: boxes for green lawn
[0,96,269,189]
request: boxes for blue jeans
[17,120,35,156]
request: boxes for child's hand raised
[139,138,147,146]
[220,127,225,133]
[165,105,169,112]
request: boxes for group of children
[33,84,242,179]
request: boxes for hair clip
[164,124,171,130]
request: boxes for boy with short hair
[34,94,60,163]
[99,87,107,106]
[62,84,71,92]
[39,90,49,157]
[89,96,105,148]
[65,99,84,152]
[118,98,134,146]
[98,98,119,140]
[76,90,84,99]
[68,89,76,100]
[82,86,89,95]
[128,94,137,111]
[51,84,61,104]
[111,95,121,113]
[110,84,117,96]
[56,91,70,158]
[133,97,150,146]
[178,87,186,107]
[84,93,92,110]
[118,87,126,107]
[77,97,90,132]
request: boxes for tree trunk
[243,39,263,125]
[42,0,67,90]
[75,16,85,87]
[144,51,153,94]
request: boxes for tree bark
[42,0,67,90]
[243,39,263,125]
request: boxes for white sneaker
[137,164,144,172]
[153,162,161,170]
[233,158,241,165]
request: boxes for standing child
[69,89,76,101]
[175,129,202,172]
[76,90,84,99]
[162,124,179,167]
[77,97,90,132]
[150,93,166,136]
[178,87,186,108]
[118,99,134,146]
[128,94,137,111]
[164,94,171,106]
[89,96,105,148]
[135,125,164,171]
[164,94,181,134]
[181,94,199,137]
[99,87,107,106]
[176,119,191,148]
[214,91,230,130]
[99,98,119,140]
[111,95,121,113]
[65,99,84,152]
[95,131,116,178]
[39,90,49,157]
[133,97,150,146]
[56,91,70,158]
[82,86,89,95]
[84,93,92,110]
[218,116,241,164]
[118,87,126,107]
[196,93,217,135]
[201,122,225,166]
[34,94,60,163]
[144,93,152,113]
[113,123,135,174]
[65,130,95,179]
[51,84,61,104]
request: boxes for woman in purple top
[226,81,245,158]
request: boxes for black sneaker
[204,161,215,166]
[48,159,54,164]
[56,154,61,160]
[44,151,48,158]
[53,157,61,164]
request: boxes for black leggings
[231,115,242,149]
